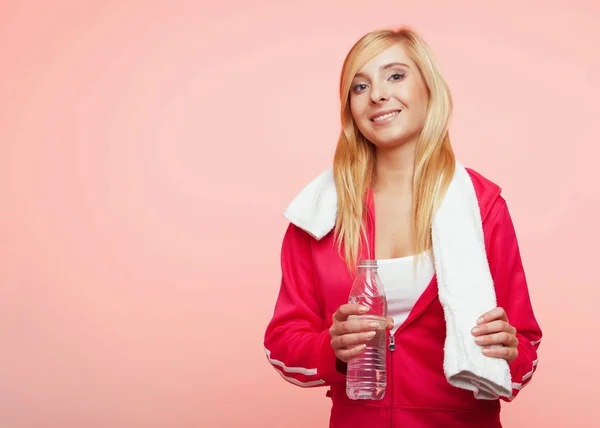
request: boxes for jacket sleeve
[263,223,346,387]
[484,197,543,402]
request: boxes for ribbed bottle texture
[346,260,388,400]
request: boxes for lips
[370,109,401,122]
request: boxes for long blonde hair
[333,27,456,272]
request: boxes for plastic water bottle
[346,259,388,400]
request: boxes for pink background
[1,1,598,427]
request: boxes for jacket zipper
[389,333,395,428]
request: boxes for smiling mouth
[371,110,401,122]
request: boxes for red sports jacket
[264,168,542,427]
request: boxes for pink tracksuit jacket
[264,168,543,427]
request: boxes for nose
[370,83,389,104]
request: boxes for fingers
[474,331,519,348]
[333,304,368,322]
[481,344,518,364]
[330,304,385,337]
[477,307,508,324]
[386,316,394,331]
[472,308,519,364]
[330,324,379,363]
[472,320,516,337]
[331,330,377,353]
[330,316,381,337]
[330,305,388,363]
[336,344,367,363]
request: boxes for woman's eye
[390,73,405,81]
[352,83,368,92]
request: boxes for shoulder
[464,167,505,222]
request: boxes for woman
[263,27,542,427]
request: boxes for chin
[368,126,423,148]
[367,132,409,148]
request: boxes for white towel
[283,168,338,241]
[283,161,512,399]
[431,163,512,399]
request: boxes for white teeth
[373,111,400,122]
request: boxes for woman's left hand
[472,307,519,364]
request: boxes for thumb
[386,316,394,331]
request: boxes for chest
[373,192,414,259]
[310,232,441,333]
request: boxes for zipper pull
[389,334,396,352]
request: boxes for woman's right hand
[329,304,394,363]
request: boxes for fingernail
[364,331,376,339]
[359,306,369,313]
[369,322,379,329]
[477,317,485,324]
[472,327,480,334]
[475,337,484,344]
[482,347,491,354]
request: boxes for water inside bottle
[346,313,387,400]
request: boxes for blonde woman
[264,27,542,427]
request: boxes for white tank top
[376,253,435,334]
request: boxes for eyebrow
[353,62,410,80]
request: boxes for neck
[372,140,417,194]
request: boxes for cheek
[405,86,429,120]
[416,99,429,121]
[349,98,367,126]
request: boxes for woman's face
[349,44,429,149]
